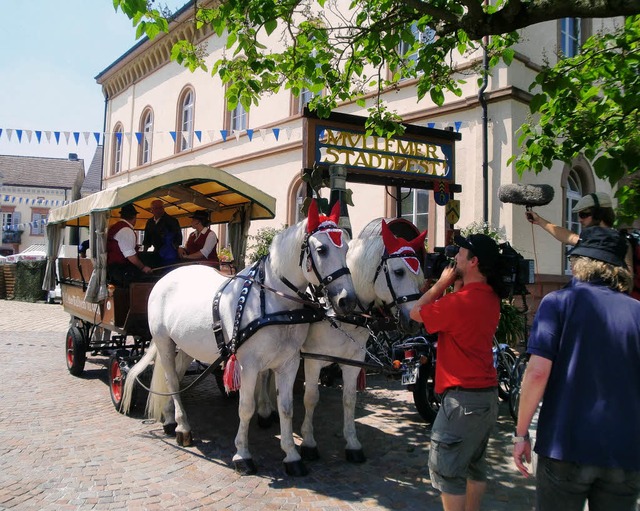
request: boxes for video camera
[424,241,534,297]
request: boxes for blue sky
[0,0,185,166]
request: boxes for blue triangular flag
[272,128,280,140]
[454,121,462,132]
[54,132,61,144]
[16,130,23,142]
[195,130,202,142]
[115,132,122,143]
[169,131,177,142]
[73,132,80,144]
[35,131,42,143]
[220,130,228,142]
[135,132,143,144]
[246,129,254,141]
[427,122,435,129]
[94,132,101,145]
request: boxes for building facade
[95,4,621,307]
[0,154,85,256]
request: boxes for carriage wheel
[109,355,126,412]
[65,326,87,376]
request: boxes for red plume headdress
[306,199,343,247]
[381,220,427,274]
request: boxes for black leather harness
[211,223,352,360]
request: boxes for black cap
[189,210,211,224]
[119,203,138,218]
[454,233,500,265]
[569,226,627,267]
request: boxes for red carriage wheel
[65,326,86,377]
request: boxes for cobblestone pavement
[0,300,536,510]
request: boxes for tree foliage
[113,0,640,219]
[513,16,640,225]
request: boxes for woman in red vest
[178,210,220,268]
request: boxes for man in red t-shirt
[410,233,504,511]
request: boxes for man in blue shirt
[513,226,640,511]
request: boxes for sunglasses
[578,210,593,219]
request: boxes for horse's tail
[145,348,193,422]
[121,342,157,415]
[146,351,169,422]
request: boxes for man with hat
[410,233,506,511]
[178,210,220,268]
[513,226,640,511]
[106,204,153,285]
[526,191,615,246]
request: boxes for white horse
[299,218,426,462]
[121,200,357,476]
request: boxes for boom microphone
[498,184,555,209]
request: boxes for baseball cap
[572,192,613,212]
[568,226,628,267]
[453,233,500,265]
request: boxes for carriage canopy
[44,165,277,303]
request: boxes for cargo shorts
[428,387,499,495]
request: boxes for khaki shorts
[428,388,499,495]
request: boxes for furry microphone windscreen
[498,184,555,207]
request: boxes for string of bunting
[2,218,48,232]
[0,120,473,147]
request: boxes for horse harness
[211,225,352,360]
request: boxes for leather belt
[446,386,498,393]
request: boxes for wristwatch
[513,431,530,443]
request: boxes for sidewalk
[0,299,536,510]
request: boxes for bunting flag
[2,194,68,207]
[0,120,475,151]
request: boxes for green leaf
[265,19,277,35]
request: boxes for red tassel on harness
[357,368,366,391]
[223,354,241,393]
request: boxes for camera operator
[410,233,505,511]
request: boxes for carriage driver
[410,233,506,511]
[178,209,220,268]
[106,204,153,286]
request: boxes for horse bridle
[373,252,422,310]
[298,227,351,288]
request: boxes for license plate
[401,364,419,385]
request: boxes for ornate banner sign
[303,110,461,192]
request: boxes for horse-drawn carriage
[44,164,277,408]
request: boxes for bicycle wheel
[496,347,517,401]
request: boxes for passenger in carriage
[178,209,220,269]
[141,199,182,268]
[106,204,153,286]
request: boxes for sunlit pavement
[0,299,536,510]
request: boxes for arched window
[400,187,429,232]
[111,123,123,175]
[177,88,195,152]
[287,178,319,226]
[138,108,153,165]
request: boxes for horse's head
[301,200,357,315]
[373,219,426,333]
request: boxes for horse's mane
[268,220,306,281]
[347,233,384,301]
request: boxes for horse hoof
[284,459,309,477]
[300,445,320,461]
[345,449,366,463]
[163,423,177,436]
[176,431,193,447]
[234,458,257,476]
